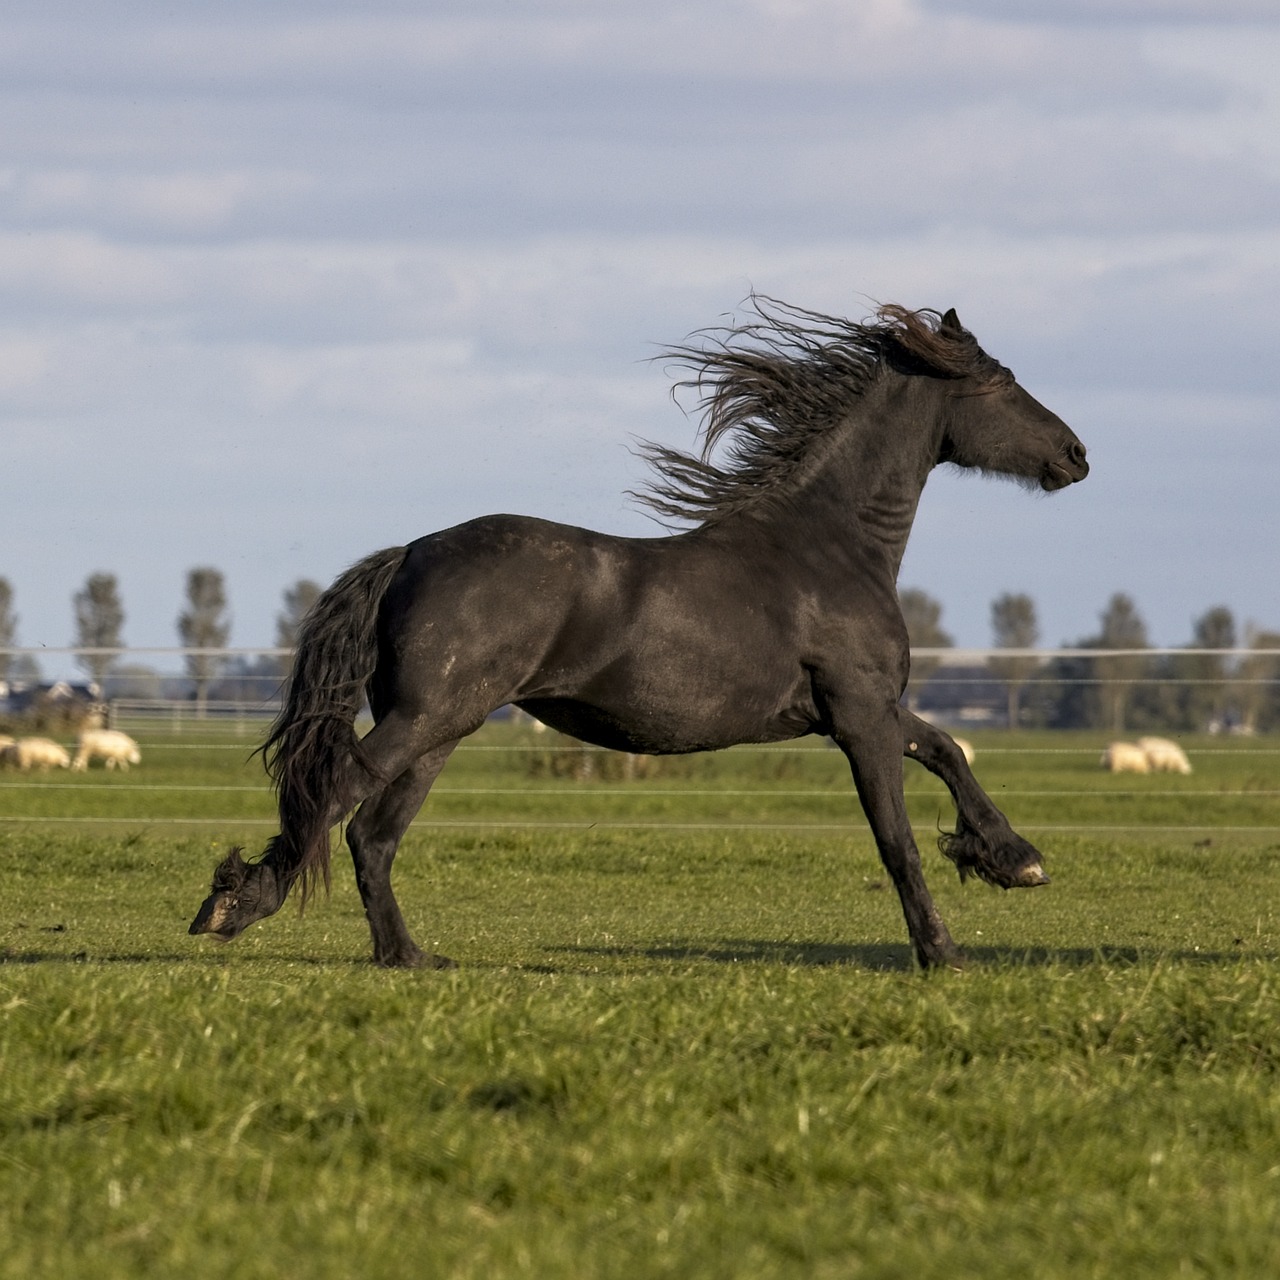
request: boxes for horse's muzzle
[188,893,243,941]
[1043,441,1089,490]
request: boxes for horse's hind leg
[899,709,1048,889]
[346,739,460,968]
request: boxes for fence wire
[2,647,1278,836]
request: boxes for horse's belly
[516,686,817,755]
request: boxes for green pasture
[2,725,1279,1278]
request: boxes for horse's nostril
[1068,441,1087,467]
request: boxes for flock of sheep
[912,734,1189,774]
[1100,736,1192,774]
[0,726,1192,778]
[0,728,142,772]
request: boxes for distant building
[1,679,101,717]
[911,663,1006,728]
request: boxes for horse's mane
[636,295,1012,524]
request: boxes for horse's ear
[940,308,963,334]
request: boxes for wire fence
[1,729,1278,837]
[2,647,1278,837]
[4,645,1280,730]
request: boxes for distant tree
[1096,593,1147,648]
[989,592,1039,728]
[900,588,952,647]
[203,653,280,703]
[1239,625,1280,735]
[0,577,15,684]
[8,652,41,686]
[1091,593,1150,732]
[103,664,164,702]
[1176,606,1237,730]
[73,572,125,688]
[178,567,231,716]
[1193,606,1237,650]
[275,578,322,675]
[899,588,952,709]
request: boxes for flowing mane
[637,295,1013,524]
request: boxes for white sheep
[6,737,72,771]
[952,736,975,766]
[1101,741,1149,774]
[72,728,142,771]
[1138,736,1192,774]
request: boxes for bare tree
[73,572,125,688]
[0,577,14,685]
[178,567,230,716]
[899,587,952,709]
[275,578,322,675]
[990,592,1039,728]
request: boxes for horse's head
[934,309,1088,493]
[188,846,286,942]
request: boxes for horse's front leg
[899,709,1049,890]
[828,699,963,970]
[346,740,459,969]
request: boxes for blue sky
[2,0,1278,670]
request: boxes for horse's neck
[856,482,925,577]
[777,379,941,574]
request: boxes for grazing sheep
[72,728,142,771]
[6,737,72,771]
[1101,741,1149,774]
[1138,736,1192,774]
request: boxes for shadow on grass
[6,941,1274,971]
[553,939,917,971]
[0,948,374,967]
[550,939,1271,971]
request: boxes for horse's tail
[260,545,408,908]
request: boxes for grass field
[2,725,1279,1278]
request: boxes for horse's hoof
[1013,862,1050,888]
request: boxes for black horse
[190,297,1088,969]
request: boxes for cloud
[3,169,315,237]
[2,2,1273,255]
[922,1,1280,23]
[0,2,1276,658]
[3,226,1277,412]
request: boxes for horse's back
[374,514,822,752]
[375,514,651,703]
[391,514,641,624]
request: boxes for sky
[2,0,1278,676]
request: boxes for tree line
[1,574,1278,731]
[901,589,1280,734]
[0,571,319,712]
